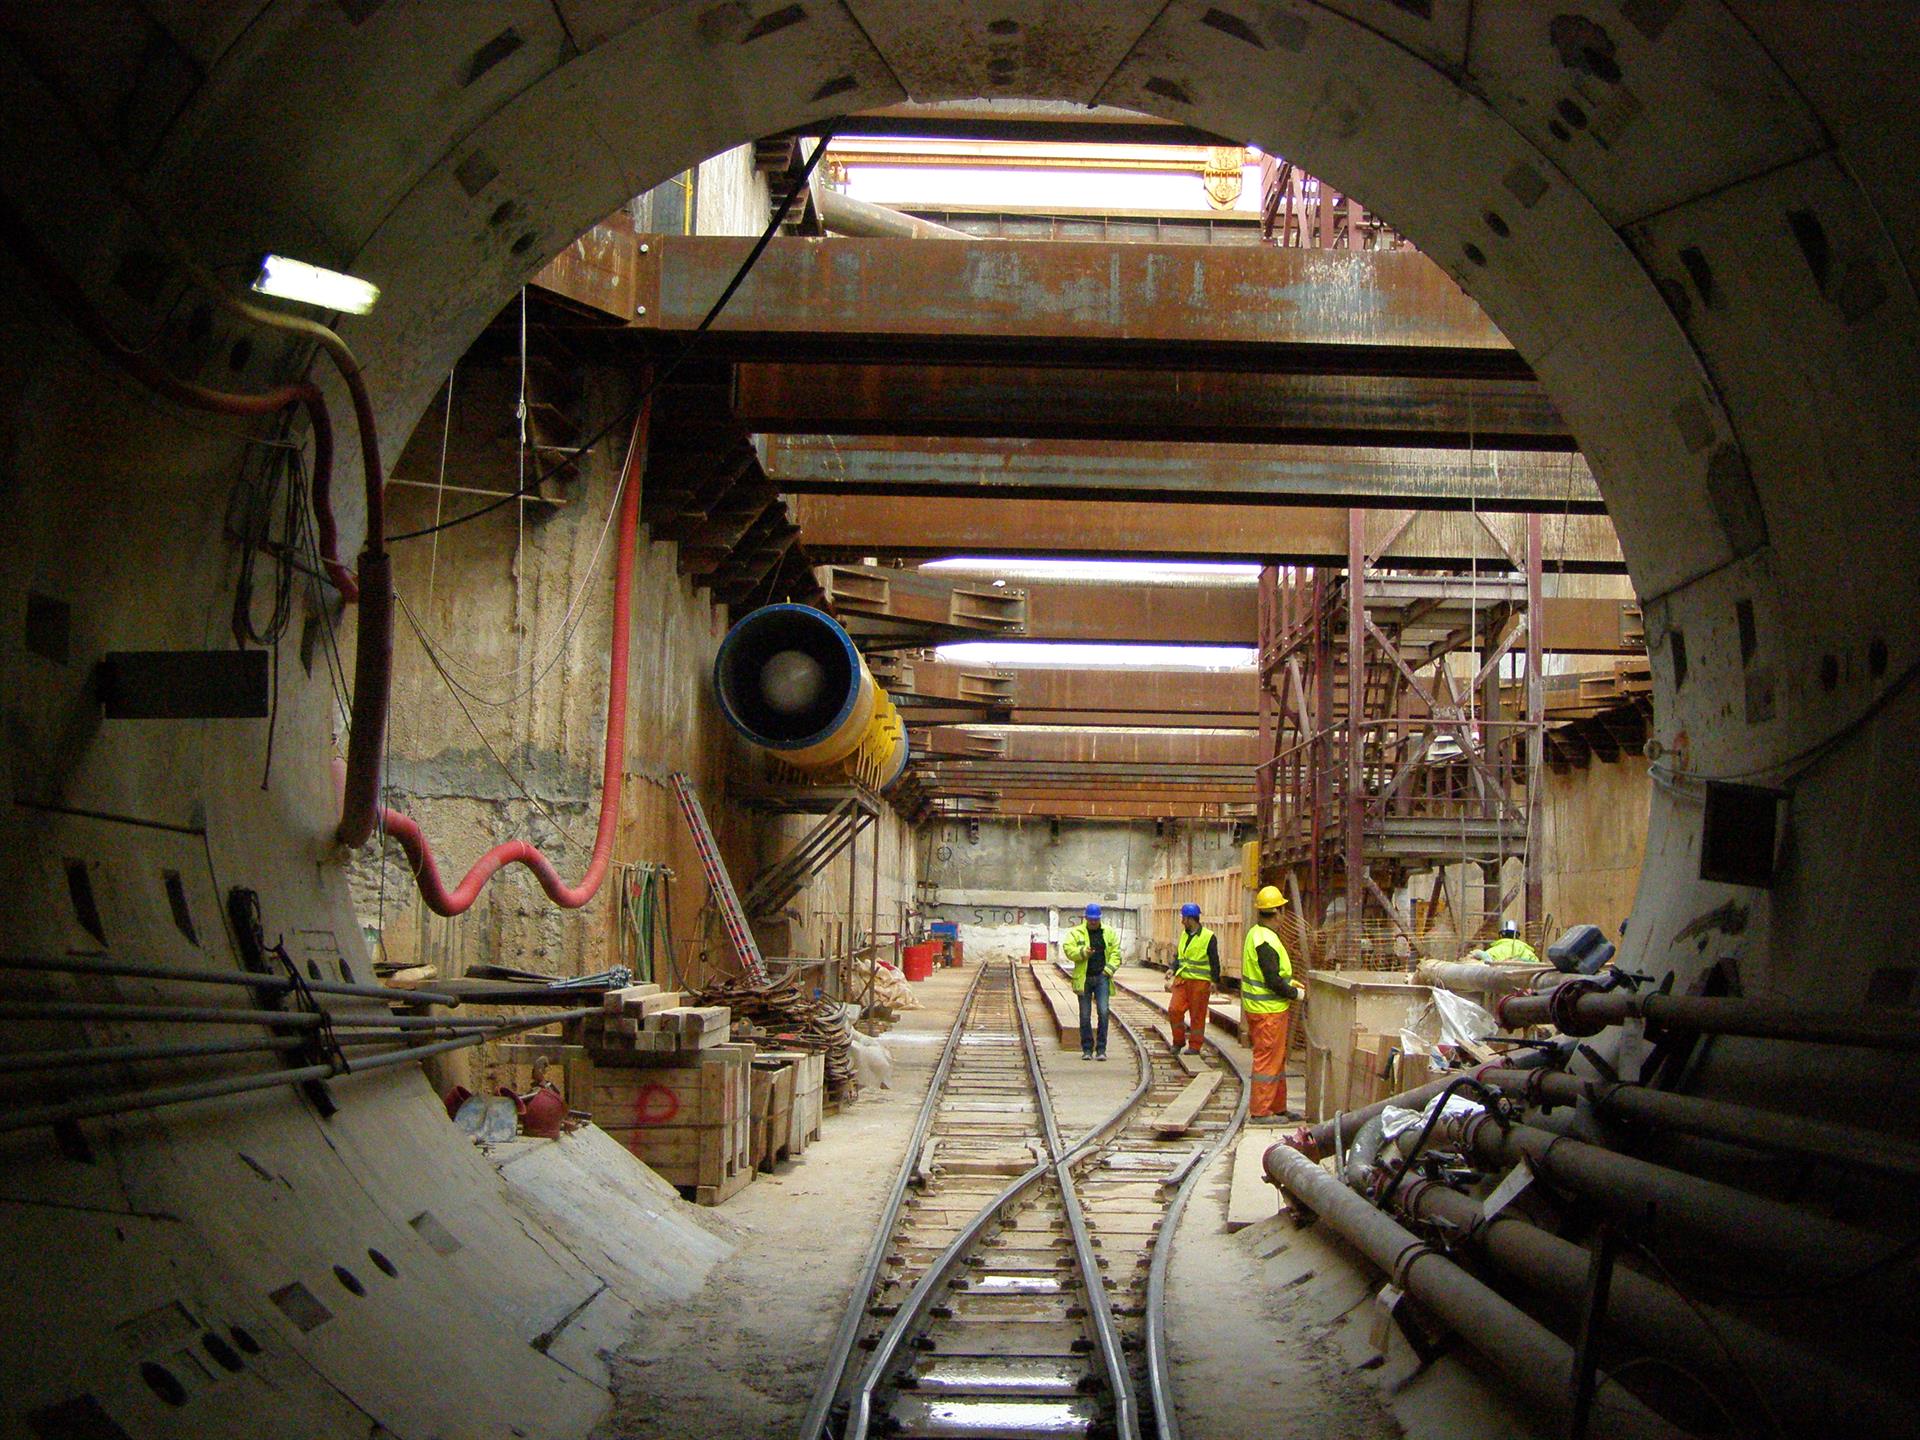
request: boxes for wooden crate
[1301,971,1438,1122]
[760,1049,823,1156]
[750,1057,798,1171]
[576,1043,756,1202]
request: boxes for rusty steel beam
[985,578,1637,652]
[819,562,1026,647]
[940,797,1253,820]
[794,496,1624,571]
[915,728,1261,765]
[736,363,1566,450]
[765,435,1601,512]
[569,232,1521,371]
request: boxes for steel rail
[835,961,1153,1440]
[798,960,992,1440]
[1108,973,1252,1440]
[1016,962,1142,1440]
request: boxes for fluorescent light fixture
[936,642,1256,671]
[252,253,380,315]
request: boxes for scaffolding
[1256,511,1545,967]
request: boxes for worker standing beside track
[1064,903,1121,1061]
[1242,885,1300,1124]
[1168,902,1218,1055]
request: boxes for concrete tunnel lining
[2,2,1918,1435]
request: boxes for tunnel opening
[2,5,1918,1439]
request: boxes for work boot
[1248,1114,1281,1126]
[1095,1051,1108,1061]
[1081,1051,1093,1061]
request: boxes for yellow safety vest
[1484,936,1540,966]
[1241,924,1293,1014]
[1174,925,1216,982]
[1064,922,1120,992]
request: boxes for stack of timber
[567,985,756,1204]
[697,972,857,1097]
[588,983,733,1057]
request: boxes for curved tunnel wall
[2,3,1917,1434]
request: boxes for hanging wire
[425,362,457,610]
[389,122,838,546]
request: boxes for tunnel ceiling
[2,2,1917,1015]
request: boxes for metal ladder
[669,771,768,986]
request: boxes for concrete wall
[694,144,772,236]
[922,818,1239,961]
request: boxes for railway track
[801,961,1246,1440]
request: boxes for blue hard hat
[1085,904,1102,919]
[1181,902,1202,920]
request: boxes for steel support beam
[913,728,1261,765]
[765,434,1601,511]
[737,363,1566,449]
[795,496,1625,570]
[561,232,1520,367]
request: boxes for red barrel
[1029,940,1049,963]
[903,943,937,981]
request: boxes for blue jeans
[1078,972,1111,1055]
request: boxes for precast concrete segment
[3,4,1919,1436]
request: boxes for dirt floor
[595,959,1528,1438]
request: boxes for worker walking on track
[1242,885,1301,1124]
[1169,902,1218,1055]
[1064,903,1122,1061]
[1472,918,1540,967]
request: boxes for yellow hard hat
[1254,884,1286,911]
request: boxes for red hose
[371,397,648,915]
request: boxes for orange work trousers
[1247,1009,1293,1117]
[1168,977,1211,1052]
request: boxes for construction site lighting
[251,253,380,314]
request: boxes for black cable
[1374,1075,1502,1208]
[390,125,838,544]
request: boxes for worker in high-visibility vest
[1243,885,1301,1124]
[1063,903,1122,1061]
[1472,918,1540,967]
[1168,902,1218,1055]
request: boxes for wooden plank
[1151,1021,1205,1076]
[1226,1129,1282,1231]
[603,983,663,1013]
[1153,1071,1223,1136]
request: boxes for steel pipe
[1394,1180,1920,1438]
[0,1001,323,1028]
[1498,983,1920,1052]
[814,183,970,241]
[1294,1047,1565,1160]
[1430,1111,1917,1283]
[1480,1065,1920,1181]
[1414,959,1554,996]
[0,1010,595,1135]
[1263,1143,1681,1439]
[0,1030,491,1076]
[0,953,461,1007]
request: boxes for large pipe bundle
[713,604,909,791]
